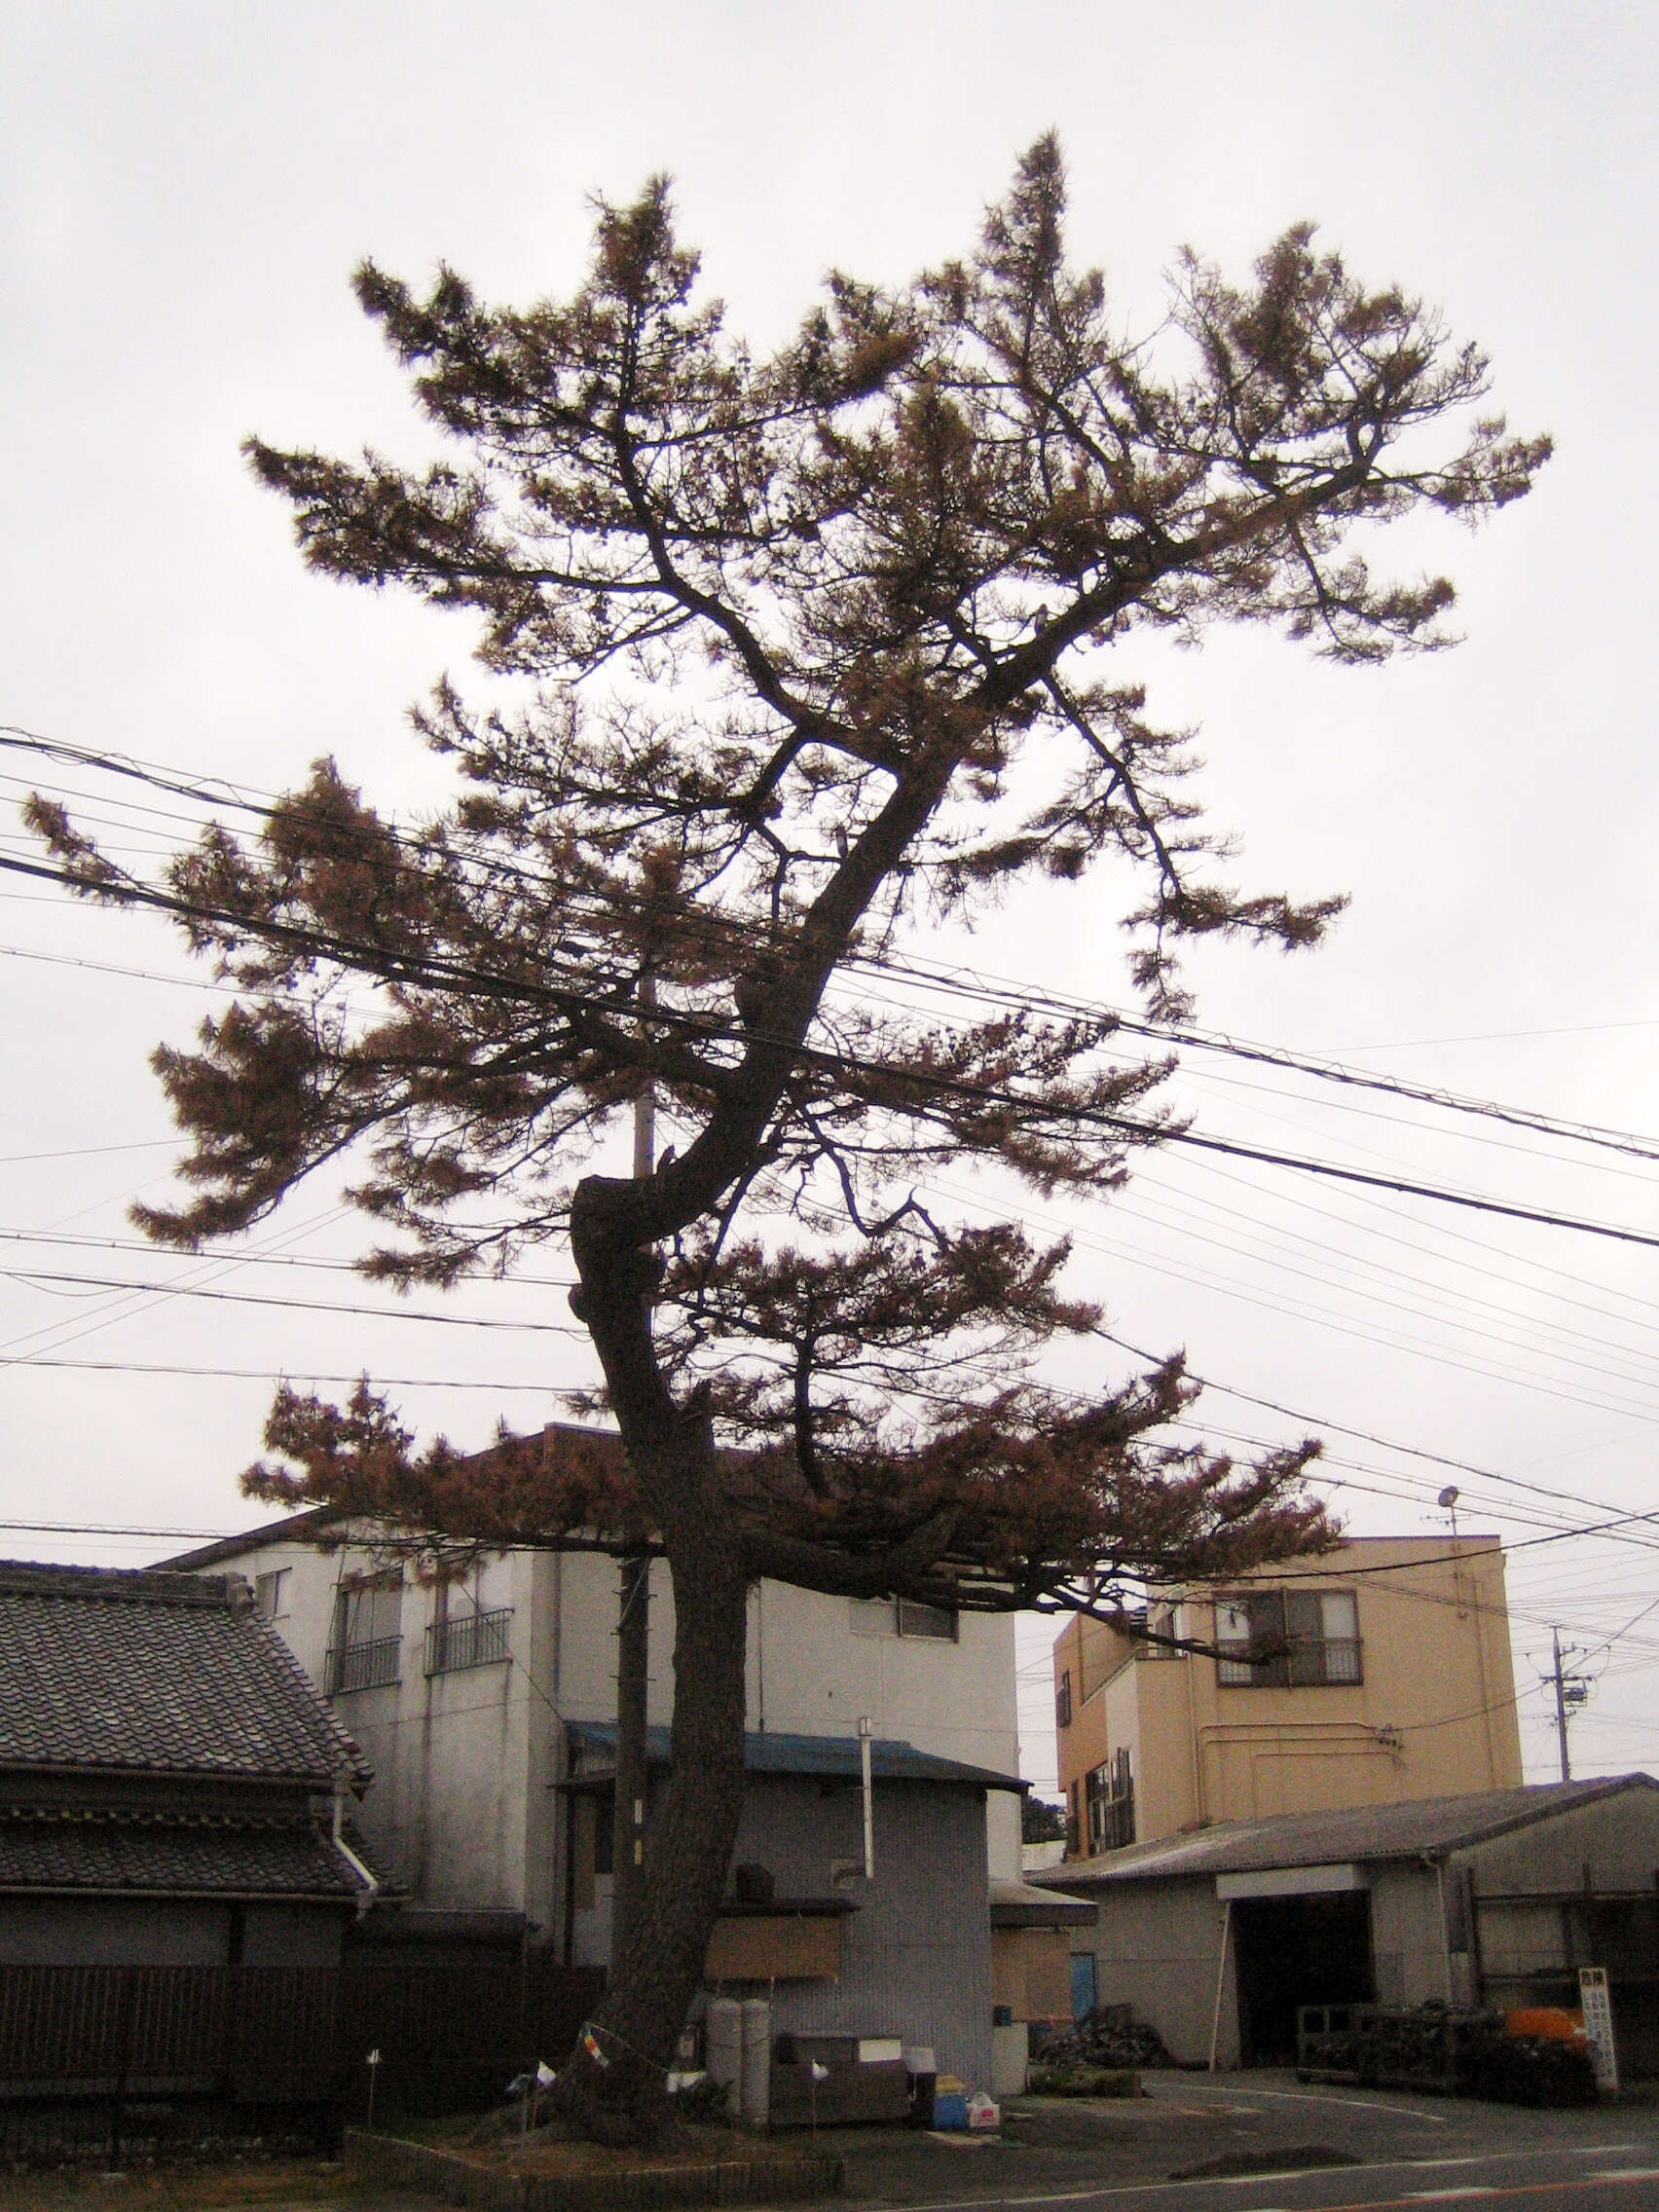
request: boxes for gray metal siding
[1460,1788,1659,1899]
[717,1775,994,2090]
[1088,1875,1235,2066]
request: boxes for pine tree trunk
[558,1505,751,2142]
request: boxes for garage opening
[1232,1892,1375,2064]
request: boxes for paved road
[840,2073,1659,2212]
[877,2142,1659,2210]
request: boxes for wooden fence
[0,1955,605,2156]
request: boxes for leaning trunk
[559,1510,751,2142]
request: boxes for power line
[13,839,1659,1265]
[0,1266,584,1336]
[0,942,242,999]
[3,1356,558,1390]
[858,945,1659,1167]
[1089,1323,1659,1547]
[0,1227,573,1286]
[11,719,1659,1173]
[0,1136,181,1165]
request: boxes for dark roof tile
[0,1564,367,1786]
[0,1806,372,1898]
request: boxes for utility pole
[1547,1627,1590,1782]
[609,983,655,1971]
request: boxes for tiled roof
[568,1720,1025,1794]
[0,1805,372,1899]
[1039,1775,1659,1887]
[0,1564,368,1786]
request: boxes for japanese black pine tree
[29,138,1545,2135]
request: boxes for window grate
[1085,1747,1134,1852]
[425,1605,512,1677]
[326,1636,401,1695]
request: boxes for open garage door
[1231,1891,1376,2065]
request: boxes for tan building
[1052,1537,1522,1859]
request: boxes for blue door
[1070,1950,1097,2020]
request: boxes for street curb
[344,2125,844,2209]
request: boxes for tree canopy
[30,136,1545,2129]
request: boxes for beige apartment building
[1052,1537,1523,1858]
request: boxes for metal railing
[325,1637,401,1695]
[1218,1636,1364,1688]
[424,1605,512,1677]
[1306,1635,1363,1685]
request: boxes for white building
[166,1430,1050,2089]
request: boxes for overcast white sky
[3,1,1657,1796]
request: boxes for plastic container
[706,1997,743,2121]
[933,2090,969,2130]
[1506,2007,1587,2044]
[740,1997,771,2124]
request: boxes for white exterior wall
[211,1530,560,1931]
[190,1521,1024,1938]
[749,1582,1022,1881]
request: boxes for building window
[425,1575,513,1676]
[1066,1781,1080,1859]
[1055,1668,1072,1729]
[1144,1604,1180,1654]
[254,1567,289,1621]
[897,1597,957,1641]
[327,1573,403,1694]
[1085,1747,1134,1853]
[1216,1589,1362,1688]
[848,1596,960,1641]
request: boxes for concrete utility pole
[610,987,655,1967]
[1548,1627,1590,1782]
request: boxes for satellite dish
[1437,1485,1460,1510]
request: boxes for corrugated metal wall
[715,1775,994,2091]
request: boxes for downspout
[331,1770,381,1918]
[1185,1618,1205,1826]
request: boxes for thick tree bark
[560,1472,751,2141]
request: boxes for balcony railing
[326,1636,401,1695]
[424,1605,512,1677]
[1219,1636,1364,1688]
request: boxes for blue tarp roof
[568,1720,1025,1794]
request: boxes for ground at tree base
[3,2076,1652,2210]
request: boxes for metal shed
[1039,1775,1659,2076]
[564,1721,1028,2091]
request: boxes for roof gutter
[330,1771,380,1918]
